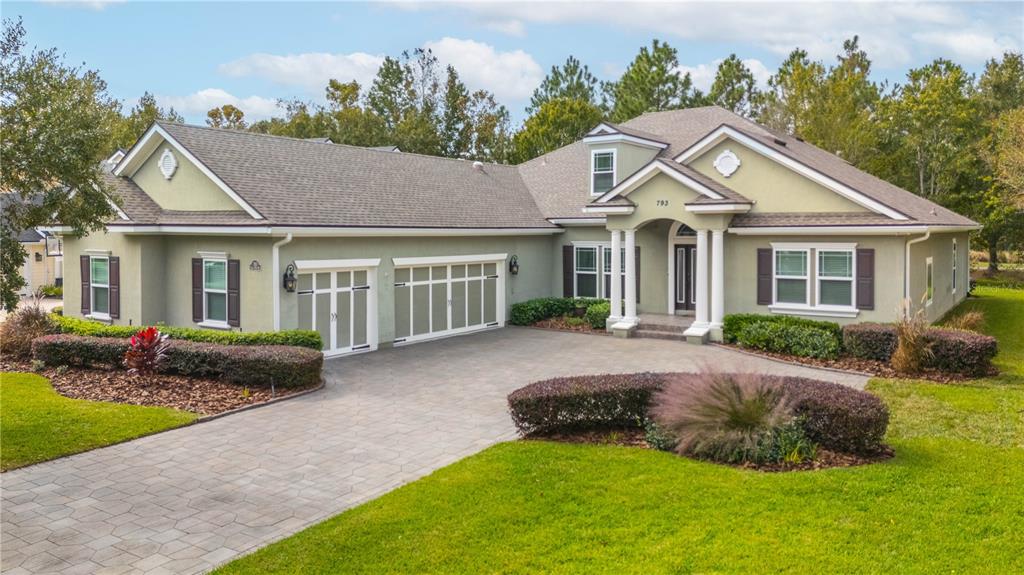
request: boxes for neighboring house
[17,229,63,296]
[55,106,977,355]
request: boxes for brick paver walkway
[1,328,866,574]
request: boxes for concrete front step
[638,322,688,334]
[634,329,688,341]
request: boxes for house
[17,229,63,296]
[56,106,978,355]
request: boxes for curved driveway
[1,328,866,574]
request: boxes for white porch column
[623,229,637,324]
[693,229,709,327]
[609,229,622,321]
[711,229,725,328]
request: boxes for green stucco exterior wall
[130,144,244,212]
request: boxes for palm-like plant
[123,327,170,376]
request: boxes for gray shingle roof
[730,212,914,227]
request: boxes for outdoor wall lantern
[249,259,262,272]
[509,255,520,276]
[282,263,297,292]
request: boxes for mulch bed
[0,359,317,416]
[532,316,606,334]
[719,343,981,384]
[529,428,894,472]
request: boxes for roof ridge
[156,121,519,170]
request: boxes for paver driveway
[1,328,866,574]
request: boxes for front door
[675,245,696,312]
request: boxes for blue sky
[7,1,1023,125]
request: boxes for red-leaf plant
[123,326,170,376]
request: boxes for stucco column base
[683,322,710,345]
[611,320,637,338]
[709,326,723,343]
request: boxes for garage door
[296,260,379,357]
[393,254,506,344]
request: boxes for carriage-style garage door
[296,260,379,357]
[393,253,506,345]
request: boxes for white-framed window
[951,238,957,294]
[773,249,809,306]
[817,249,854,308]
[203,258,228,325]
[574,243,624,299]
[602,245,626,298]
[926,256,934,306]
[90,256,110,318]
[591,149,615,196]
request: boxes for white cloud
[423,37,543,101]
[157,89,282,122]
[39,0,125,10]
[913,31,1021,64]
[678,58,771,93]
[481,18,526,37]
[219,52,385,93]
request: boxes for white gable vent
[713,149,741,178]
[159,148,178,180]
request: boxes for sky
[6,1,1023,125]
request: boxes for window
[574,244,625,299]
[203,259,228,324]
[591,150,615,196]
[774,250,808,305]
[574,246,598,297]
[602,246,626,298]
[951,239,957,294]
[90,256,109,317]
[926,257,934,305]
[817,250,854,307]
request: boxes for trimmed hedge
[32,334,322,388]
[781,377,889,454]
[736,322,841,359]
[723,313,842,344]
[507,372,664,435]
[585,301,611,329]
[842,323,998,376]
[53,315,322,350]
[509,297,604,326]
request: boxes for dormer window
[591,149,616,196]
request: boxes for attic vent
[712,149,741,178]
[159,148,178,180]
[773,137,787,146]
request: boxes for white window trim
[590,148,616,197]
[88,255,111,321]
[951,238,958,294]
[572,242,624,299]
[925,256,934,306]
[769,242,860,318]
[772,248,810,308]
[202,257,230,327]
[573,245,600,298]
[816,249,857,311]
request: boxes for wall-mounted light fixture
[509,255,519,276]
[249,260,262,272]
[282,263,297,292]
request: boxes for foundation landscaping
[216,285,1023,574]
[0,305,323,471]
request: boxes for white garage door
[296,260,378,357]
[393,254,506,345]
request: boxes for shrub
[650,372,797,464]
[32,334,323,388]
[585,301,610,329]
[892,300,932,375]
[123,327,169,375]
[0,304,58,358]
[723,313,841,344]
[781,377,889,454]
[941,310,985,332]
[52,315,322,349]
[509,297,576,325]
[52,306,63,316]
[39,284,63,298]
[643,419,677,452]
[842,323,897,361]
[507,372,664,435]
[736,321,840,359]
[924,329,998,377]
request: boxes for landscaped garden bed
[510,296,611,333]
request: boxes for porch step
[637,322,688,334]
[634,328,687,342]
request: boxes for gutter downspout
[272,233,293,331]
[904,230,930,304]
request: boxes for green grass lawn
[218,287,1024,574]
[0,372,197,471]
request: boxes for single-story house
[55,106,978,356]
[17,229,63,296]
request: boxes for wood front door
[675,245,696,312]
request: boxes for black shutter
[757,248,772,305]
[634,246,641,303]
[227,259,240,327]
[192,259,203,323]
[80,255,91,315]
[856,249,875,310]
[562,245,574,297]
[108,256,120,319]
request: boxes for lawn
[218,287,1024,574]
[0,372,197,471]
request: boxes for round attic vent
[713,149,741,178]
[159,148,178,180]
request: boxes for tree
[366,49,442,155]
[757,48,825,134]
[976,52,1024,117]
[441,65,472,158]
[323,79,387,147]
[111,92,183,150]
[708,54,759,117]
[527,55,599,113]
[1,18,118,309]
[511,98,604,163]
[604,39,700,122]
[464,90,512,163]
[206,104,247,129]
